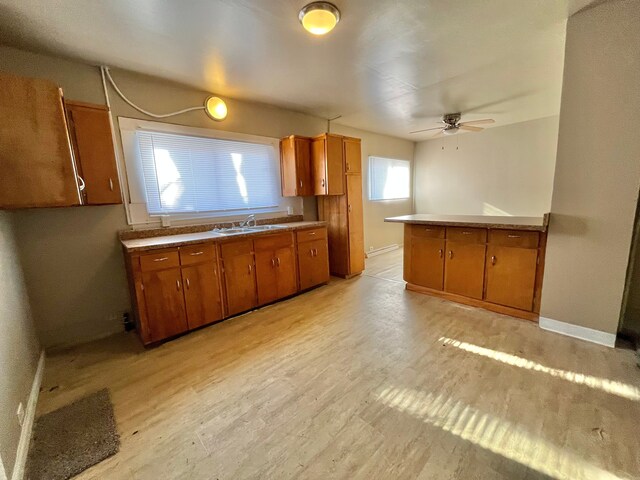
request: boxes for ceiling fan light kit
[410,112,496,137]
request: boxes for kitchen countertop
[121,221,327,253]
[384,214,549,232]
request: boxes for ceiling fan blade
[410,126,444,134]
[459,125,483,132]
[459,118,495,126]
[431,130,445,138]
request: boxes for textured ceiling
[0,0,596,139]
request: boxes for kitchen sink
[248,224,287,230]
[216,227,254,235]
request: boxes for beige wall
[541,0,640,334]
[413,116,559,216]
[0,212,40,479]
[331,124,415,251]
[1,45,413,347]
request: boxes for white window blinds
[137,130,279,215]
[368,156,410,201]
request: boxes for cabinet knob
[491,255,497,265]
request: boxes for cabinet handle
[462,231,472,235]
[438,249,443,258]
[248,264,253,274]
[425,228,432,231]
[271,258,275,267]
[189,251,204,256]
[491,255,497,265]
[321,179,325,188]
[276,257,281,267]
[185,278,190,289]
[308,232,316,235]
[448,251,453,259]
[176,280,181,290]
[309,248,314,257]
[348,204,352,213]
[153,257,169,262]
[109,177,114,191]
[346,161,350,171]
[77,175,86,192]
[299,180,303,188]
[507,234,521,238]
[314,248,318,256]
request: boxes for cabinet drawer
[254,232,294,251]
[179,243,216,265]
[489,230,539,249]
[296,227,327,243]
[411,224,445,239]
[446,227,487,244]
[140,250,180,272]
[221,240,253,258]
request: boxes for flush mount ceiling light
[299,2,341,35]
[205,96,228,121]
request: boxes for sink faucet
[239,214,257,228]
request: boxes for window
[137,131,278,214]
[118,118,299,226]
[368,156,410,201]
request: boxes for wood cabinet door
[312,137,328,195]
[295,137,313,196]
[407,237,445,290]
[298,239,330,290]
[66,101,121,205]
[275,245,297,299]
[347,174,365,274]
[326,134,345,195]
[141,268,189,342]
[280,137,297,197]
[343,137,361,174]
[223,253,258,316]
[255,249,279,305]
[0,72,81,208]
[444,241,486,299]
[485,246,538,311]
[182,262,224,329]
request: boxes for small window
[137,130,279,215]
[368,156,410,201]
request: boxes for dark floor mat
[26,388,120,480]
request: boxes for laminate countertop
[384,214,549,232]
[121,221,327,253]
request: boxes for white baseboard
[539,317,616,348]
[11,350,45,480]
[365,244,400,258]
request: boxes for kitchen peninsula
[385,214,549,320]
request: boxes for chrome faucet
[239,214,257,228]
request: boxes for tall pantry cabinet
[316,134,365,278]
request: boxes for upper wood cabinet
[280,135,313,197]
[0,72,82,208]
[312,133,345,195]
[65,101,122,205]
[343,136,362,174]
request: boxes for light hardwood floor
[38,250,640,480]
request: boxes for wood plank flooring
[37,251,640,480]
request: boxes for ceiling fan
[410,113,495,137]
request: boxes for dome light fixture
[299,2,341,36]
[443,126,460,136]
[205,96,228,121]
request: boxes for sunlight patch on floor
[439,337,640,401]
[376,386,629,480]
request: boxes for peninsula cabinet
[398,219,548,321]
[65,100,122,205]
[279,135,313,197]
[0,72,82,208]
[221,240,258,316]
[124,225,330,345]
[254,233,297,305]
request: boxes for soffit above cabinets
[0,0,598,140]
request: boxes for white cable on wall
[100,66,205,118]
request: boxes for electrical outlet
[16,402,25,427]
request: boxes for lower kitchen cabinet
[297,234,330,291]
[485,245,539,311]
[444,241,486,299]
[124,225,330,345]
[141,267,189,343]
[404,225,445,290]
[221,240,258,317]
[182,262,224,329]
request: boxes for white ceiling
[0,0,595,140]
